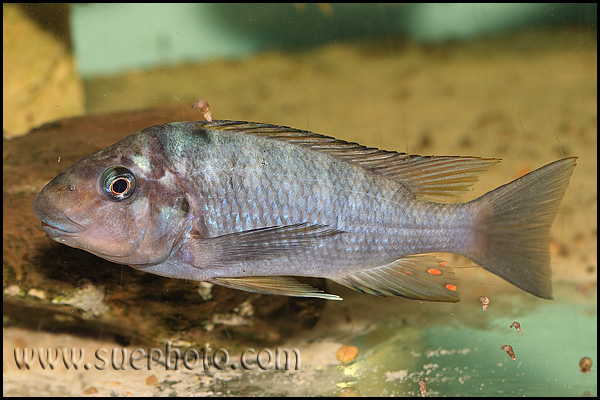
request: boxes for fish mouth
[40,221,82,237]
[33,192,83,237]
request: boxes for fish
[32,120,577,302]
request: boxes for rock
[3,4,85,138]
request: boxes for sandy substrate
[4,28,597,396]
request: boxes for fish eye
[101,166,136,201]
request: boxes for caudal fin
[466,157,577,299]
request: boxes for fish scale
[192,132,423,269]
[157,127,486,281]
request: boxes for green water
[216,283,596,396]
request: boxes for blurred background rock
[3,3,84,138]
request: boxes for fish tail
[466,157,577,299]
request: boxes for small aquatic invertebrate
[336,345,359,363]
[501,344,516,361]
[579,357,592,373]
[191,99,212,122]
[510,321,521,334]
[418,377,427,397]
[480,296,490,311]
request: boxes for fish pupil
[111,178,129,194]
[101,166,136,201]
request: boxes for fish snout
[33,190,83,237]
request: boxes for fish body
[33,121,576,301]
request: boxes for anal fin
[336,255,460,302]
[209,276,343,300]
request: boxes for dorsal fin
[201,121,499,202]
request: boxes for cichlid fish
[33,121,576,301]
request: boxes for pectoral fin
[336,255,460,302]
[191,222,344,268]
[209,276,342,300]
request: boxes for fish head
[33,139,191,267]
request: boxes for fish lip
[33,192,83,236]
[40,221,82,237]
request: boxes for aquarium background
[3,3,596,396]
